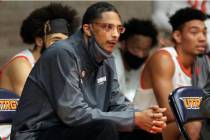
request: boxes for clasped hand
[135,105,167,134]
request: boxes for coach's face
[84,11,125,54]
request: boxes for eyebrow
[189,26,207,30]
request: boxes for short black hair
[82,2,120,25]
[20,3,80,44]
[169,7,207,31]
[120,18,158,47]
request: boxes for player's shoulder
[149,47,174,64]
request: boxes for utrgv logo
[0,99,19,111]
[180,97,202,110]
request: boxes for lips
[104,41,117,53]
[197,45,207,52]
[107,41,117,46]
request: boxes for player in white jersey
[0,3,79,97]
[11,49,35,67]
[135,7,208,140]
[134,47,191,110]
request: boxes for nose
[199,32,207,42]
[111,27,120,39]
[137,50,149,58]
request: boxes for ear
[172,30,182,44]
[82,24,91,37]
[34,37,44,48]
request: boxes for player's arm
[7,58,32,96]
[147,51,175,122]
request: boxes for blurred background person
[151,0,210,48]
[0,3,80,96]
[113,18,158,102]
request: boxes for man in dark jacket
[192,55,210,140]
[11,2,167,140]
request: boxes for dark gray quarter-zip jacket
[11,31,135,140]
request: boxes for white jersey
[133,47,191,110]
[12,49,35,67]
[113,47,141,102]
[0,49,35,79]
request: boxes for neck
[31,45,42,62]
